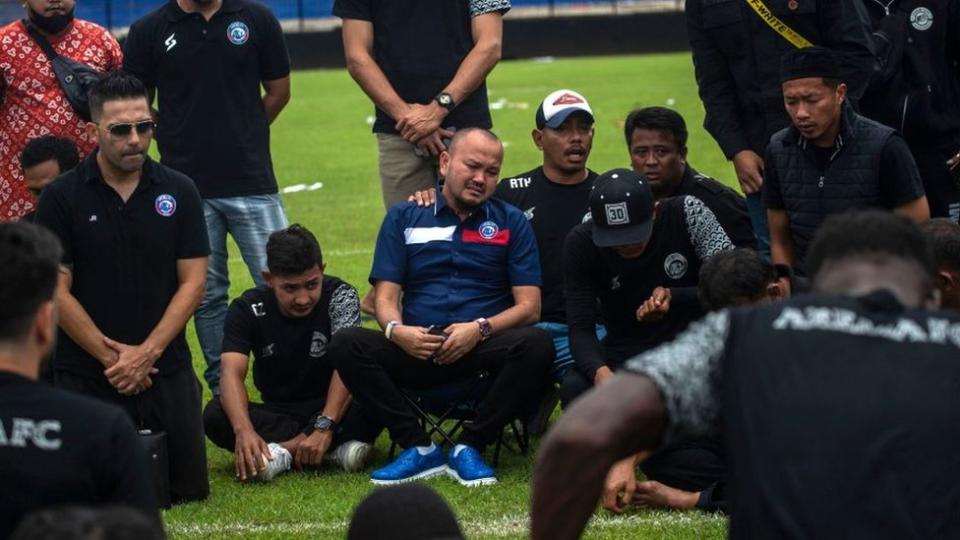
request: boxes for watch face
[438,94,452,106]
[314,417,333,431]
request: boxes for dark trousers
[55,367,209,504]
[912,144,960,222]
[202,397,381,451]
[330,326,554,451]
[640,437,727,513]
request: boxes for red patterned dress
[0,19,122,220]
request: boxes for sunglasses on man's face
[103,120,156,138]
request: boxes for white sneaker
[325,440,374,472]
[255,442,292,482]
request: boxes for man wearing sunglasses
[35,71,211,504]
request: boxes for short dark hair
[920,218,960,272]
[806,210,936,285]
[20,136,80,173]
[266,224,323,276]
[698,249,775,311]
[0,222,62,342]
[88,71,150,121]
[623,106,688,150]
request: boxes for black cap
[347,484,465,540]
[589,169,656,248]
[780,46,842,83]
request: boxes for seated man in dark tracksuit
[203,225,380,482]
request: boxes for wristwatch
[313,414,337,433]
[434,92,455,111]
[475,317,492,341]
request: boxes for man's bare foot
[632,480,700,510]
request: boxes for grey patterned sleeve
[470,0,511,16]
[329,284,361,334]
[683,195,734,260]
[624,310,729,442]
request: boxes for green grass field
[163,52,734,539]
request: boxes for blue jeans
[195,194,288,394]
[745,192,770,258]
[535,321,607,383]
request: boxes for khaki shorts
[376,132,439,209]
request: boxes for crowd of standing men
[2,0,960,537]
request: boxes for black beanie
[780,46,842,83]
[347,484,465,540]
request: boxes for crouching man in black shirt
[204,225,381,482]
[0,222,156,537]
[561,169,735,405]
[534,210,960,539]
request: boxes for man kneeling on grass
[203,225,381,481]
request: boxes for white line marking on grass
[281,182,323,194]
[167,512,726,538]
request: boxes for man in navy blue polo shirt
[330,128,554,486]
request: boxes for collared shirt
[122,0,290,198]
[370,188,541,327]
[0,19,122,220]
[35,152,209,378]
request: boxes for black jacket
[860,0,960,146]
[686,0,876,158]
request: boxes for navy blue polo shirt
[35,152,210,379]
[370,190,541,327]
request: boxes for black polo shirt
[123,0,290,199]
[496,166,597,324]
[333,0,509,135]
[35,152,209,379]
[0,372,158,538]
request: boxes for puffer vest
[767,103,895,270]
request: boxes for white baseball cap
[535,89,594,129]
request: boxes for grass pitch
[163,52,733,539]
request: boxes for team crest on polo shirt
[479,221,499,240]
[155,194,177,217]
[227,21,250,45]
[664,252,688,279]
[463,220,510,245]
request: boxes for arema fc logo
[478,221,499,240]
[155,194,176,217]
[227,21,250,45]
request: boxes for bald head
[447,128,502,158]
[439,128,503,214]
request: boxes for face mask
[28,6,74,34]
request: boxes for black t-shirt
[628,291,960,539]
[564,195,735,380]
[332,0,509,135]
[496,166,596,324]
[0,372,157,537]
[123,0,291,198]
[35,153,210,379]
[221,277,360,403]
[670,165,755,250]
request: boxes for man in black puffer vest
[860,0,960,223]
[764,47,929,293]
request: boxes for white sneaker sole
[338,443,374,472]
[369,464,448,485]
[446,467,498,487]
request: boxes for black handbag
[138,429,172,509]
[24,22,101,122]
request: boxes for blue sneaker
[446,446,497,486]
[370,445,447,485]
